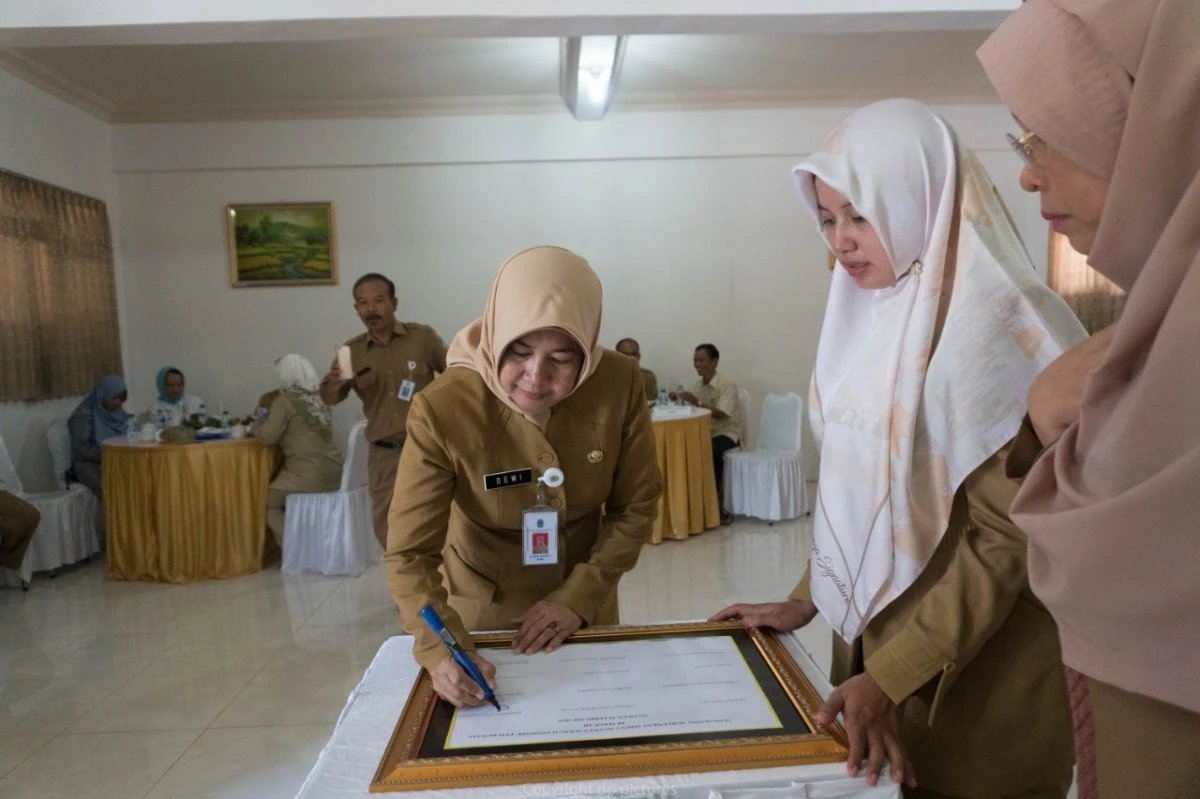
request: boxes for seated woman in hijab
[151,367,206,427]
[250,354,343,547]
[68,375,132,501]
[711,100,1086,798]
[384,245,662,708]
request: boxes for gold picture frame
[226,202,338,287]
[371,621,847,793]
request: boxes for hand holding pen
[420,605,501,710]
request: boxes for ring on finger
[547,621,560,633]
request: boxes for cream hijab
[447,245,604,429]
[980,0,1200,713]
[793,99,1086,642]
[273,354,332,437]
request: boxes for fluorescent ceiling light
[560,35,625,121]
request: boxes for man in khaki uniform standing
[321,273,447,548]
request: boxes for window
[0,169,122,402]
[1049,232,1125,334]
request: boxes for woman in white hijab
[713,99,1085,797]
[251,354,344,547]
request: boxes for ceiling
[2,30,998,123]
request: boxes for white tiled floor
[0,517,827,798]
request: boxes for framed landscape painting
[226,202,338,287]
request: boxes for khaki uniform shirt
[331,322,446,444]
[250,395,343,494]
[640,368,658,403]
[692,373,742,442]
[384,350,663,669]
[790,443,1073,797]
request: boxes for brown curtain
[0,169,122,402]
[1049,231,1126,333]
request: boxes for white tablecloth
[296,630,899,799]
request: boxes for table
[296,632,898,799]
[102,438,274,583]
[650,407,719,544]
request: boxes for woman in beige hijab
[384,245,662,707]
[979,1,1200,796]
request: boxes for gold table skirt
[102,438,274,583]
[650,412,719,544]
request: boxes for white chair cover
[724,393,810,522]
[47,419,73,490]
[0,431,101,588]
[736,387,751,447]
[282,420,380,576]
[0,433,21,495]
[339,421,370,493]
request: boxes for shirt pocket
[405,356,434,381]
[443,543,499,603]
[355,369,378,390]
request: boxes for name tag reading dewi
[484,468,534,491]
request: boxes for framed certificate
[371,621,847,793]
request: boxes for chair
[47,420,74,490]
[48,418,106,549]
[282,420,379,576]
[736,387,751,448]
[723,393,810,523]
[0,431,101,590]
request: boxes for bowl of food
[194,427,229,441]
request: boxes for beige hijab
[446,245,604,429]
[980,0,1200,714]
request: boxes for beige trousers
[266,488,289,548]
[368,444,403,550]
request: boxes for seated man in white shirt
[680,343,741,525]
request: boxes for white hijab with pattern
[792,99,1086,641]
[275,354,333,439]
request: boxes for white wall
[0,68,125,491]
[113,104,1044,477]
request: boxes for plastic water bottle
[126,418,137,444]
[677,384,685,406]
[220,410,232,432]
[154,408,167,431]
[657,387,669,406]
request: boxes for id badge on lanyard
[523,467,564,566]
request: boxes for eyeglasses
[1006,129,1046,168]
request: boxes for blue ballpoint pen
[418,605,501,711]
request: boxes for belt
[372,439,405,450]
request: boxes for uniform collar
[365,321,408,348]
